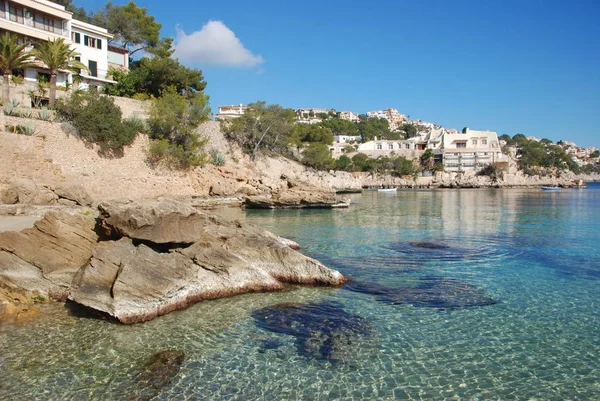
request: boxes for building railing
[0,10,69,38]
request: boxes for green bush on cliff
[147,90,210,169]
[55,91,138,154]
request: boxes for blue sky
[78,0,600,147]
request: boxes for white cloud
[174,21,264,68]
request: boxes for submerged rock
[408,241,450,250]
[345,277,498,309]
[131,350,185,399]
[252,301,372,362]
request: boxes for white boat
[541,186,561,191]
[378,188,397,193]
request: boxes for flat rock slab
[71,198,347,323]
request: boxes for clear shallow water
[2,185,600,400]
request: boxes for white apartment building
[70,19,115,88]
[331,126,508,172]
[0,0,119,89]
[366,108,407,130]
[294,108,329,124]
[333,135,362,144]
[216,104,249,120]
[339,111,360,122]
[441,128,507,172]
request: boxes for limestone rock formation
[245,177,350,209]
[69,199,346,323]
[52,183,93,207]
[0,210,98,321]
[97,198,209,244]
[0,178,93,207]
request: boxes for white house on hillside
[0,0,119,89]
[215,104,249,120]
[441,128,507,172]
[70,19,115,88]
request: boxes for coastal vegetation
[55,90,138,154]
[499,134,596,175]
[0,32,33,104]
[30,39,88,107]
[147,90,210,168]
[221,101,295,160]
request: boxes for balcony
[1,5,69,41]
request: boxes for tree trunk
[49,72,57,107]
[2,73,10,105]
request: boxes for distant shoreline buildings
[215,103,598,172]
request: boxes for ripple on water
[344,276,499,309]
[385,234,523,267]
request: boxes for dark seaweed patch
[251,301,372,362]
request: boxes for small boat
[541,186,561,191]
[378,188,397,193]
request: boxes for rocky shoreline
[0,199,347,323]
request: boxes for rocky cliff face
[1,119,597,209]
[0,199,346,323]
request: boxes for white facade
[334,135,362,143]
[0,0,117,89]
[216,104,249,120]
[441,128,506,172]
[70,19,115,88]
[366,108,407,130]
[339,111,359,122]
[294,108,330,124]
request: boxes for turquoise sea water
[1,184,600,400]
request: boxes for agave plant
[38,107,52,121]
[19,122,37,135]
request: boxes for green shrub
[55,91,137,153]
[302,142,333,170]
[147,90,210,169]
[149,138,207,169]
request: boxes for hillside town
[217,105,600,173]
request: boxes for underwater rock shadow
[251,301,373,363]
[128,350,186,400]
[344,277,498,309]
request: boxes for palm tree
[31,38,87,107]
[0,32,32,104]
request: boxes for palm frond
[0,32,34,74]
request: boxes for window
[9,5,24,24]
[482,139,487,145]
[388,144,394,149]
[404,143,409,149]
[0,2,5,18]
[72,32,81,44]
[376,144,382,150]
[84,35,102,49]
[472,140,478,145]
[74,56,82,74]
[456,142,467,148]
[88,60,97,77]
